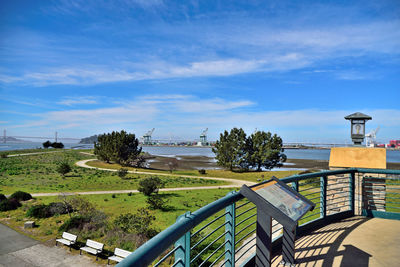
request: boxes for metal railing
[117,168,400,267]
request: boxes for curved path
[76,159,253,187]
[30,159,253,197]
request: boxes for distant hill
[79,135,98,144]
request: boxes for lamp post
[345,112,372,146]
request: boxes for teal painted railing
[117,168,400,267]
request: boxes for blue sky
[0,0,399,143]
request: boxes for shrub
[56,162,71,176]
[146,194,167,210]
[138,177,165,196]
[26,204,50,218]
[112,194,116,198]
[118,168,128,178]
[47,202,72,216]
[0,194,6,201]
[0,153,7,158]
[27,202,72,218]
[10,191,32,201]
[114,208,157,238]
[0,198,21,211]
[59,216,88,231]
[198,169,206,175]
[69,196,96,217]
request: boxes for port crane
[200,128,208,145]
[365,126,380,147]
[143,128,155,145]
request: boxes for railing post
[350,171,355,215]
[291,181,299,192]
[225,192,236,267]
[174,212,191,267]
[320,176,327,218]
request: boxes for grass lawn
[0,151,227,194]
[0,188,238,265]
[87,160,302,183]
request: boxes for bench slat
[81,246,100,255]
[85,239,104,251]
[56,238,74,246]
[62,232,77,242]
[114,248,132,258]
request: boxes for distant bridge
[2,133,351,148]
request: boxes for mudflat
[146,155,400,171]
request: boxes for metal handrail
[117,168,400,267]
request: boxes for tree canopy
[213,128,286,171]
[246,131,286,171]
[212,128,247,171]
[94,130,142,166]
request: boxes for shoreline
[147,155,400,171]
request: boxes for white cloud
[58,96,99,106]
[6,93,400,142]
[4,55,308,86]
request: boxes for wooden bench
[56,232,77,251]
[107,248,132,265]
[80,239,104,260]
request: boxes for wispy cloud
[2,55,308,86]
[6,93,399,142]
[57,96,99,106]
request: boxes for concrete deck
[0,223,98,267]
[272,216,400,266]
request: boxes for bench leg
[80,250,82,255]
[69,245,71,251]
[55,241,58,246]
[96,255,98,261]
[107,259,110,265]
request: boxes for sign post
[240,177,315,266]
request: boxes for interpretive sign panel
[241,177,315,227]
[240,177,315,266]
[252,180,312,222]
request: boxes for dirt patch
[147,155,217,170]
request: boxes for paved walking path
[75,159,253,187]
[0,224,97,267]
[6,151,62,157]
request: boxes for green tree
[43,140,52,148]
[246,131,286,171]
[51,142,64,148]
[94,130,142,166]
[212,127,247,171]
[138,177,165,196]
[56,162,71,176]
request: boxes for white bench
[56,232,77,251]
[80,239,104,260]
[108,248,132,265]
